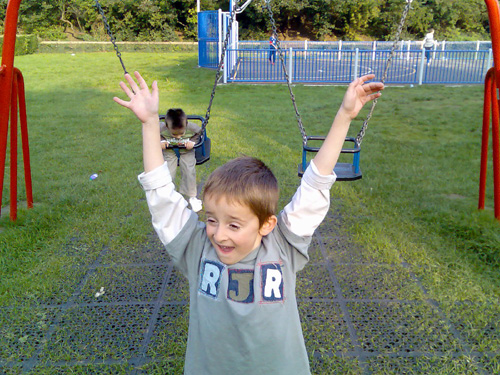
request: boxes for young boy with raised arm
[113,71,383,375]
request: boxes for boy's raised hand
[114,71,164,172]
[339,74,384,120]
[312,74,384,176]
[113,71,159,124]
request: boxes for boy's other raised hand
[339,74,384,120]
[113,71,159,124]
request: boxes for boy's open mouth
[217,244,234,253]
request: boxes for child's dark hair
[203,156,279,227]
[166,108,187,130]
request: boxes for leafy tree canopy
[0,0,491,41]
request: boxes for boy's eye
[229,224,240,230]
[206,218,217,225]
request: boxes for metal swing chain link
[202,2,240,133]
[355,0,412,146]
[94,0,128,75]
[265,0,308,146]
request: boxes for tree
[17,0,65,39]
[0,0,492,42]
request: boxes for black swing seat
[159,114,211,165]
[298,136,362,181]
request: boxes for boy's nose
[213,227,228,243]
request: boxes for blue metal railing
[236,40,492,52]
[197,9,492,83]
[224,48,492,85]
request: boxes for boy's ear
[259,215,277,236]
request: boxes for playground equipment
[480,0,500,220]
[0,0,33,221]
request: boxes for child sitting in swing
[160,108,203,212]
[113,71,383,375]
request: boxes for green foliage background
[0,34,38,55]
[0,0,492,42]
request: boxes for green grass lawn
[0,52,499,372]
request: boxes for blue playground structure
[198,10,492,85]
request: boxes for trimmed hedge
[38,41,198,54]
[0,35,39,56]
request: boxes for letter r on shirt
[199,259,224,299]
[261,263,284,302]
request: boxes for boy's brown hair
[203,156,279,227]
[166,108,187,130]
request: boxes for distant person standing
[269,33,277,64]
[422,28,437,65]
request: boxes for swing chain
[355,0,412,146]
[202,2,240,133]
[265,0,308,146]
[94,0,128,75]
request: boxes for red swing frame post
[0,0,33,221]
[480,0,500,220]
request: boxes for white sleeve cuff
[281,160,335,237]
[137,162,192,245]
[302,159,337,189]
[138,162,172,190]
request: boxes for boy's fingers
[119,81,134,98]
[360,81,383,94]
[134,71,147,90]
[113,96,129,107]
[123,73,134,86]
[151,80,159,98]
[349,74,374,91]
[373,83,384,93]
[124,72,140,93]
[366,82,384,92]
[366,92,382,102]
[360,73,375,83]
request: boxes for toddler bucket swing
[264,0,412,180]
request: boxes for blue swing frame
[298,136,362,181]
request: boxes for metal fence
[197,10,492,84]
[236,40,492,52]
[222,47,492,85]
